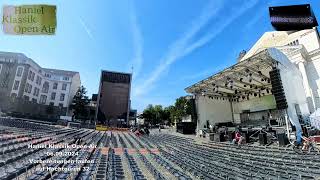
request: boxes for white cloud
[132,0,225,97]
[79,17,94,40]
[185,0,259,54]
[132,0,259,98]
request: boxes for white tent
[310,108,320,130]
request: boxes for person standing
[209,124,213,132]
[145,127,150,136]
[232,130,244,145]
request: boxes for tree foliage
[141,96,192,125]
[46,103,54,115]
[70,86,90,120]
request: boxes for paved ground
[1,118,320,180]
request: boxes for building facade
[240,28,320,113]
[95,70,131,127]
[0,51,81,117]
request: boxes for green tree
[174,96,190,122]
[153,105,163,125]
[70,86,90,120]
[46,103,54,115]
[141,96,192,125]
[166,105,176,125]
[161,106,171,124]
[142,104,154,124]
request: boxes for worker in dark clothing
[145,128,150,136]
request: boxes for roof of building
[240,29,317,61]
[101,69,132,75]
[0,51,27,58]
[0,51,79,76]
[43,68,79,76]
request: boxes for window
[51,92,56,100]
[40,95,47,104]
[62,83,67,90]
[30,72,35,81]
[53,82,58,89]
[60,93,65,101]
[16,67,23,77]
[31,98,37,103]
[63,76,70,81]
[33,87,38,96]
[35,88,40,96]
[13,80,20,90]
[49,102,54,106]
[28,70,32,80]
[59,103,63,108]
[42,81,49,93]
[288,40,299,46]
[25,83,29,92]
[25,83,32,93]
[45,73,51,78]
[36,76,42,85]
[11,93,17,101]
[24,95,29,101]
[28,85,32,93]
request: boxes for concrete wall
[306,55,320,110]
[99,82,130,122]
[196,95,232,130]
[241,29,320,61]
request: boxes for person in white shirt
[209,124,213,132]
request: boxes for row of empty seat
[144,133,320,179]
[3,117,318,179]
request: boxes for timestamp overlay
[27,143,98,173]
[2,4,56,35]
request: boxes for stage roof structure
[185,49,279,102]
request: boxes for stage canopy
[185,49,279,102]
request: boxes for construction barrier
[95,124,129,131]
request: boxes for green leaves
[141,96,192,125]
[70,85,90,120]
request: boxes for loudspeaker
[269,4,318,31]
[243,132,250,143]
[269,68,288,110]
[270,119,278,126]
[259,133,267,145]
[277,133,288,146]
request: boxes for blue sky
[1,0,319,112]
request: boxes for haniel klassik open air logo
[2,5,56,35]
